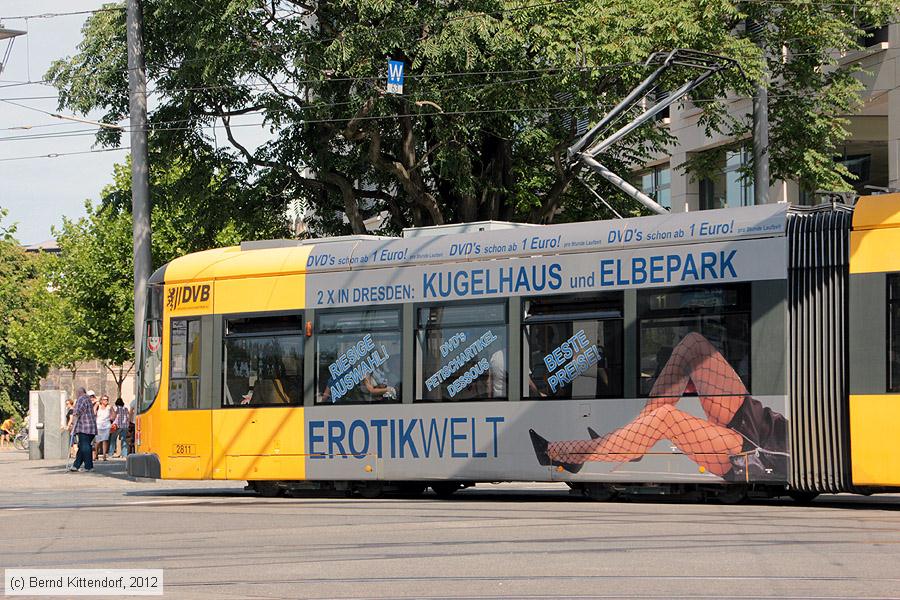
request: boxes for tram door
[212,310,306,481]
[163,316,213,479]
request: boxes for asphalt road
[2,451,899,600]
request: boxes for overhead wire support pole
[750,20,770,205]
[127,0,151,387]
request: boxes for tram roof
[158,203,790,284]
[852,193,900,231]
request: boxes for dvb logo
[167,283,211,311]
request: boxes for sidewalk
[0,450,245,494]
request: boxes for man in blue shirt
[66,387,97,472]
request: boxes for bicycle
[12,429,28,451]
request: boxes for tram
[126,193,900,501]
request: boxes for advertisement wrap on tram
[298,205,788,485]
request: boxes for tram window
[223,315,303,407]
[169,318,201,410]
[139,285,163,415]
[315,309,402,404]
[637,284,751,396]
[415,301,508,402]
[522,293,623,399]
[889,275,900,392]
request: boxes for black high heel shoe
[529,429,583,474]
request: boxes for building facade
[39,360,135,404]
[633,24,899,212]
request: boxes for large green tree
[48,0,894,235]
[0,213,48,416]
[8,260,92,399]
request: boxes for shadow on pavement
[120,484,900,510]
[10,452,900,510]
[22,457,133,480]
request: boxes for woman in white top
[94,395,112,461]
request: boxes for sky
[0,0,124,245]
[0,0,276,245]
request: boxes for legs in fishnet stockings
[548,404,743,476]
[649,332,747,426]
[545,332,747,473]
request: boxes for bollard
[28,390,69,459]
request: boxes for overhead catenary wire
[0,63,642,102]
[0,7,125,21]
[0,32,888,104]
[27,0,882,78]
[1,38,885,120]
[0,146,128,162]
[0,83,886,145]
[4,0,888,91]
[0,5,887,148]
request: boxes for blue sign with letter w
[387,60,404,94]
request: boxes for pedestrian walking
[62,400,76,458]
[126,399,136,455]
[66,387,97,472]
[94,395,112,461]
[110,398,130,458]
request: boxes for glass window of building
[700,148,754,210]
[637,284,751,396]
[169,318,201,410]
[836,141,889,195]
[633,164,671,210]
[223,315,303,407]
[889,276,900,392]
[316,309,402,404]
[416,301,508,402]
[522,293,624,399]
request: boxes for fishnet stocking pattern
[547,405,743,476]
[545,332,748,476]
[648,332,747,425]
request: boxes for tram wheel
[357,484,383,499]
[582,483,617,501]
[787,490,819,504]
[251,481,283,498]
[396,483,427,498]
[431,482,462,498]
[714,486,747,504]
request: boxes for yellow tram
[127,194,900,501]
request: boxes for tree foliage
[0,213,48,416]
[9,260,91,372]
[48,0,894,235]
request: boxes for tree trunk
[68,367,78,399]
[323,171,367,234]
[115,365,124,400]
